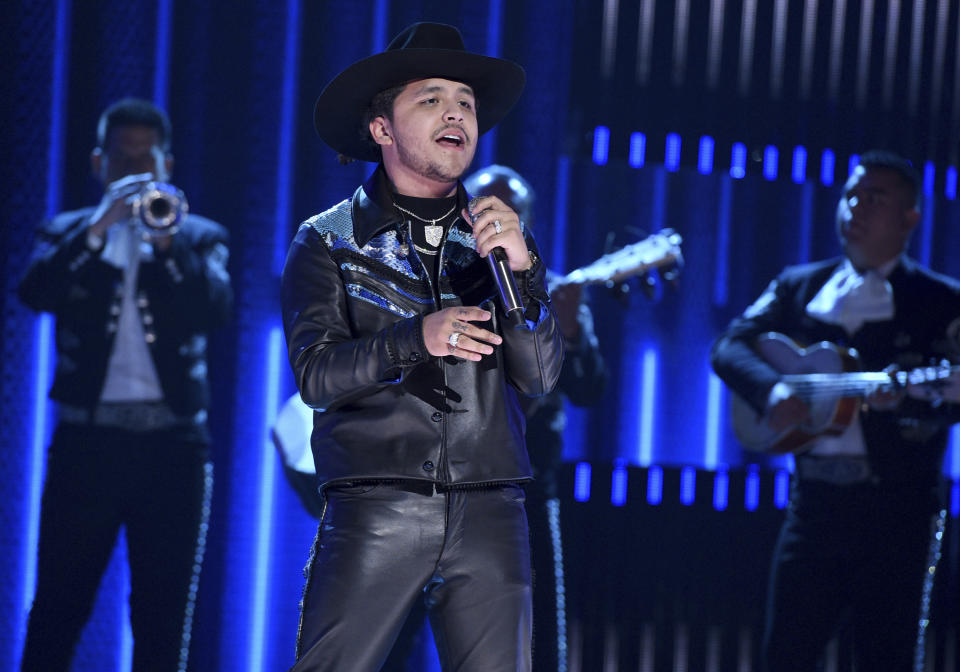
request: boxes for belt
[795,456,874,485]
[59,401,204,432]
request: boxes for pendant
[424,225,443,247]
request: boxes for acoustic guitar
[730,332,960,454]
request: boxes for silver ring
[448,332,461,348]
[493,220,502,234]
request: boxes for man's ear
[369,117,393,147]
[902,207,920,236]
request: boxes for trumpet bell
[133,182,188,237]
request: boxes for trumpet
[131,181,188,238]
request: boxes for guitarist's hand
[766,383,811,431]
[550,284,582,340]
[865,365,905,410]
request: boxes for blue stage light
[680,466,696,505]
[153,0,172,109]
[730,143,746,179]
[947,166,957,200]
[646,465,663,505]
[611,460,628,507]
[713,470,729,511]
[665,133,681,171]
[698,136,714,174]
[629,132,646,168]
[592,126,610,165]
[774,469,790,509]
[763,145,778,180]
[923,161,935,196]
[745,465,760,511]
[637,348,658,466]
[820,150,835,186]
[574,462,592,502]
[792,146,807,183]
[704,373,723,469]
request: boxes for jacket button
[409,352,422,363]
[422,460,435,472]
[430,411,443,422]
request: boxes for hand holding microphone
[465,196,532,326]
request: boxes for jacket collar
[351,163,471,247]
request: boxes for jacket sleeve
[281,224,428,412]
[710,273,793,414]
[499,232,564,398]
[17,213,119,314]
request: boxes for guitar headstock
[904,360,960,405]
[555,229,684,292]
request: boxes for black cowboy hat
[313,22,526,163]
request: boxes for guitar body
[731,333,861,454]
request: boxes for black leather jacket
[17,208,232,422]
[281,166,564,489]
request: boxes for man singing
[281,22,564,672]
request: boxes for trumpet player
[17,97,232,672]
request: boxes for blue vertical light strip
[713,176,732,307]
[637,348,658,466]
[745,465,760,511]
[713,469,729,511]
[24,0,72,648]
[730,142,746,178]
[611,459,628,507]
[774,469,790,509]
[704,373,723,469]
[247,326,283,672]
[550,157,570,273]
[271,0,302,276]
[592,126,610,165]
[946,167,957,200]
[791,146,807,183]
[23,316,53,622]
[629,132,646,168]
[573,462,592,502]
[918,198,934,267]
[763,145,778,180]
[680,466,696,505]
[698,136,714,174]
[951,480,959,518]
[916,161,935,266]
[477,0,503,169]
[665,133,681,171]
[152,0,172,108]
[646,465,663,505]
[949,426,960,481]
[371,0,388,49]
[820,149,835,186]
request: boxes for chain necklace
[393,202,457,225]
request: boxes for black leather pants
[292,481,532,672]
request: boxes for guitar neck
[782,371,899,400]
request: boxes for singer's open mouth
[437,133,465,148]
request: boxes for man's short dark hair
[858,150,921,210]
[349,83,408,164]
[96,98,172,152]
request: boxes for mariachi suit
[711,255,960,672]
[18,208,232,672]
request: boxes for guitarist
[711,150,960,672]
